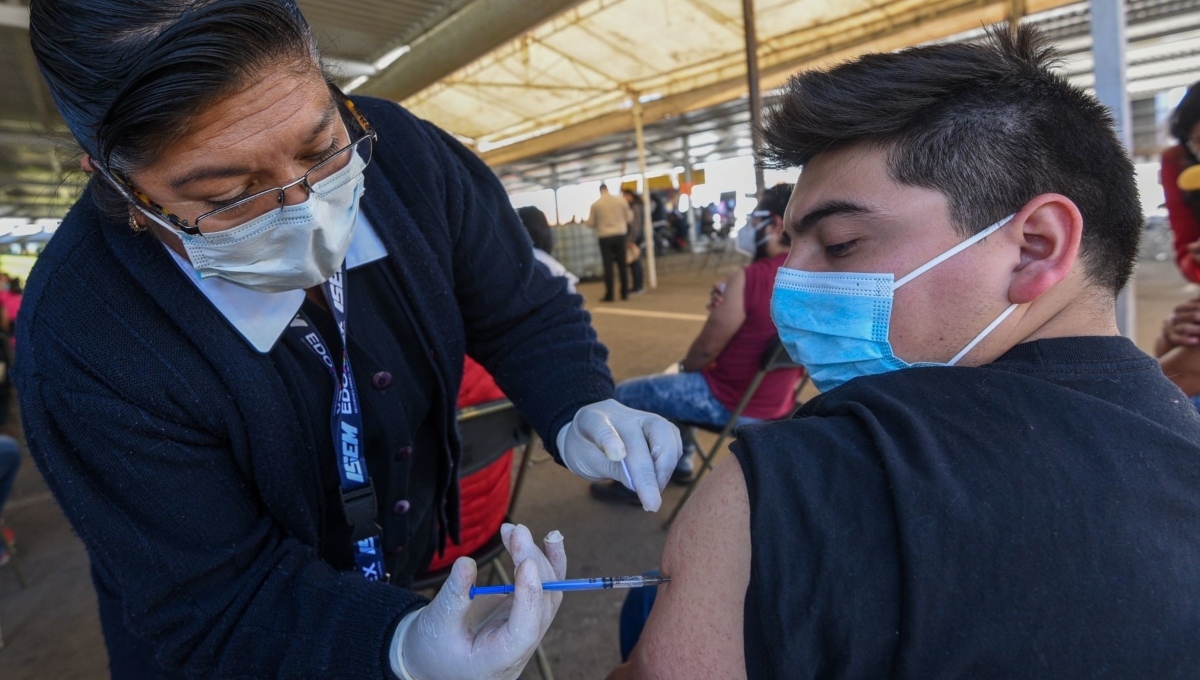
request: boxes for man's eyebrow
[169,99,339,191]
[792,200,874,235]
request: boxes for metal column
[633,98,658,289]
[742,0,765,198]
[1090,0,1136,340]
[682,134,698,248]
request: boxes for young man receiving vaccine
[611,26,1200,680]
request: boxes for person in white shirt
[587,184,634,301]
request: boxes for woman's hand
[1156,297,1200,357]
[1188,240,1200,266]
[706,281,728,312]
[558,399,683,512]
[393,524,567,680]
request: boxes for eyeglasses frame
[99,83,377,236]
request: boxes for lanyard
[288,265,386,582]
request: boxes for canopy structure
[483,0,1200,194]
[390,0,1083,168]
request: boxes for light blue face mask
[771,214,1019,392]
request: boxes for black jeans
[598,234,629,300]
[629,236,644,292]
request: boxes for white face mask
[735,211,772,257]
[178,152,367,294]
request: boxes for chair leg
[487,558,553,680]
[0,530,26,590]
[662,431,726,530]
[509,435,539,517]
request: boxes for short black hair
[761,24,1141,294]
[516,206,554,253]
[756,183,793,219]
[1170,81,1200,146]
[30,0,320,211]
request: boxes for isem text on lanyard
[287,264,386,582]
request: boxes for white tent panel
[403,0,1080,165]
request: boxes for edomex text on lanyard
[288,263,386,581]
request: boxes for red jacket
[1162,144,1200,283]
[426,358,513,572]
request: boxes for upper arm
[691,269,747,357]
[419,119,613,454]
[620,458,752,680]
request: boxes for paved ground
[0,243,1191,679]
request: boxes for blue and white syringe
[470,574,670,599]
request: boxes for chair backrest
[759,336,802,373]
[456,399,532,477]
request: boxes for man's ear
[80,154,96,174]
[1007,193,1083,305]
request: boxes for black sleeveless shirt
[734,337,1200,679]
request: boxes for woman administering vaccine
[17,1,680,678]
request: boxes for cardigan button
[392,500,411,516]
[371,371,392,390]
[394,445,413,462]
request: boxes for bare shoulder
[614,458,752,680]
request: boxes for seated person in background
[1161,81,1200,284]
[590,184,804,505]
[611,26,1200,679]
[517,206,579,294]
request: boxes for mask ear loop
[893,214,1016,290]
[946,303,1019,366]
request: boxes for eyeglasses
[103,85,377,236]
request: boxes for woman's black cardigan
[12,97,613,678]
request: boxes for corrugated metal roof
[0,0,487,217]
[298,0,476,63]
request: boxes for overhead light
[344,75,370,93]
[373,45,412,71]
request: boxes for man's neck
[967,285,1120,366]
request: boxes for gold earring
[128,209,146,233]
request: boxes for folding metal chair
[410,399,554,680]
[0,525,27,590]
[663,339,807,529]
[0,521,27,651]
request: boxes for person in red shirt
[1156,84,1200,402]
[1162,82,1200,283]
[591,184,805,504]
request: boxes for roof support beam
[742,0,765,197]
[0,4,29,30]
[363,0,588,103]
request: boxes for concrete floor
[0,245,1191,680]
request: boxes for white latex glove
[391,524,567,680]
[558,399,683,512]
